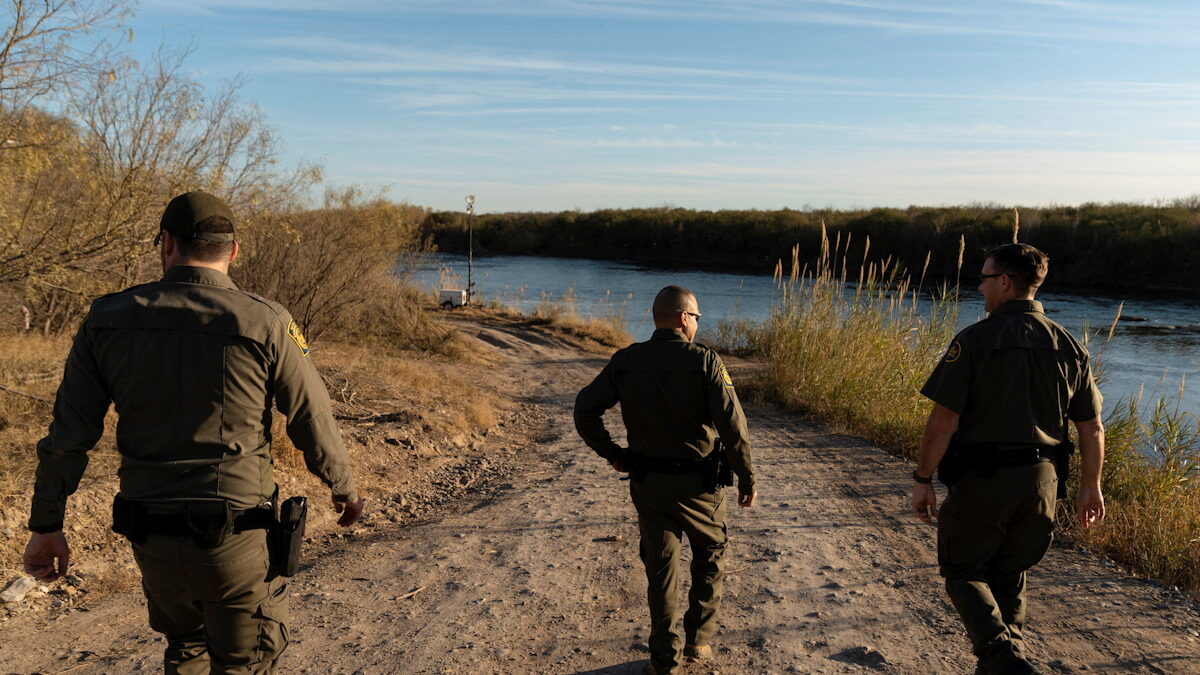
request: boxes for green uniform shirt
[574,328,755,495]
[29,266,358,532]
[921,299,1102,447]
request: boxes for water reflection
[412,254,1200,415]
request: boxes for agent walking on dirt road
[575,285,756,675]
[23,191,364,674]
[911,243,1105,675]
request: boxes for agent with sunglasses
[575,285,756,675]
[23,191,364,673]
[911,243,1105,675]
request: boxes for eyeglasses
[678,310,702,321]
[977,273,1008,283]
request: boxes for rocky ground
[2,313,1199,674]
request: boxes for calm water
[412,253,1200,415]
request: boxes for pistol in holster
[708,440,735,492]
[1053,439,1075,500]
[937,442,968,488]
[269,496,308,578]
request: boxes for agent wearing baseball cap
[25,190,365,673]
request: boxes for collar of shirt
[650,328,689,342]
[988,298,1044,317]
[160,265,239,290]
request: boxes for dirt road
[2,315,1199,674]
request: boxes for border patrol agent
[911,243,1105,675]
[23,191,365,674]
[574,285,756,675]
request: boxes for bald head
[652,285,695,323]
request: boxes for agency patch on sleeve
[943,340,963,363]
[287,320,310,356]
[719,365,735,388]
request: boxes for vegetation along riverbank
[425,200,1200,294]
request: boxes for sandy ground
[2,314,1199,674]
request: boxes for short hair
[652,285,695,322]
[986,243,1048,293]
[176,216,236,262]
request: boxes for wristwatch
[912,470,933,484]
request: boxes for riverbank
[2,308,1197,674]
[424,201,1200,295]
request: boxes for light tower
[465,194,476,305]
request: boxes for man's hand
[737,491,756,508]
[1076,484,1105,529]
[911,484,939,525]
[334,496,365,527]
[608,459,628,473]
[24,532,70,582]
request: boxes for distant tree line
[423,201,1200,293]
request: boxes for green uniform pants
[132,529,289,674]
[938,461,1057,674]
[630,472,728,673]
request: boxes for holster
[937,442,968,488]
[708,440,734,492]
[111,494,148,545]
[269,496,308,578]
[1054,439,1075,500]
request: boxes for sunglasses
[678,310,702,321]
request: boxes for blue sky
[131,1,1200,213]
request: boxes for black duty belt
[993,445,1057,467]
[628,454,712,474]
[139,507,274,537]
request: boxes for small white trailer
[439,289,467,310]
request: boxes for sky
[129,1,1200,213]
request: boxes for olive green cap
[159,191,236,242]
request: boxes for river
[412,253,1200,416]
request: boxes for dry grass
[1,333,73,534]
[486,286,633,350]
[1063,391,1200,592]
[753,229,958,457]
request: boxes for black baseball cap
[158,191,236,242]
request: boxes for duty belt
[992,445,1057,467]
[627,453,713,474]
[112,494,274,548]
[138,507,274,536]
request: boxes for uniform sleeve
[271,312,358,503]
[1068,352,1103,421]
[29,318,111,532]
[573,361,624,462]
[920,334,972,414]
[706,353,755,496]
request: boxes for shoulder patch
[287,320,310,356]
[943,340,963,364]
[718,364,735,388]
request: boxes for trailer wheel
[441,301,454,310]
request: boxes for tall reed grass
[755,225,960,456]
[1072,385,1200,591]
[750,226,1200,594]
